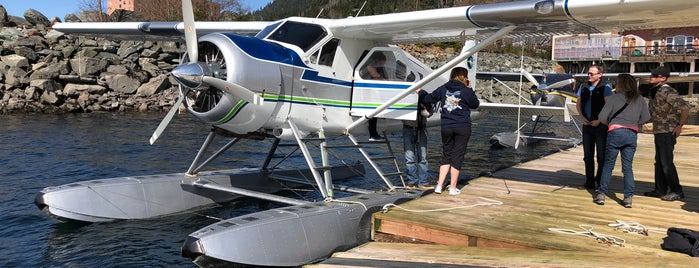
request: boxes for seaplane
[34,0,699,266]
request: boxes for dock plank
[313,132,699,267]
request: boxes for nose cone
[34,192,47,210]
[171,62,207,88]
[181,235,204,260]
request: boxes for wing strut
[344,26,517,134]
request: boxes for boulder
[104,74,141,95]
[1,54,29,68]
[63,83,107,97]
[30,79,62,92]
[23,9,51,26]
[0,5,9,27]
[136,74,170,96]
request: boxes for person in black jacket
[418,67,480,195]
[576,65,613,190]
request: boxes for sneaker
[418,185,434,190]
[368,136,385,141]
[661,192,683,201]
[643,190,661,197]
[448,187,461,195]
[593,192,605,205]
[621,197,632,208]
[434,185,442,194]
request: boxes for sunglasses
[587,72,600,76]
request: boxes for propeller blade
[182,0,198,63]
[150,87,188,145]
[202,76,264,105]
[520,69,539,87]
[542,78,575,91]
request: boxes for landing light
[535,0,555,14]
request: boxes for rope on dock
[380,197,502,213]
[608,219,666,235]
[548,224,626,247]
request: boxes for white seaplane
[35,0,699,266]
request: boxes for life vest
[579,83,607,121]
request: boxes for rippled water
[0,112,581,267]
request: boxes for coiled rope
[380,197,503,213]
[548,224,626,247]
[607,220,666,236]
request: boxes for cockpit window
[266,21,328,51]
[255,21,282,39]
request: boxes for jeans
[598,128,638,198]
[654,133,683,195]
[582,124,608,185]
[404,126,428,186]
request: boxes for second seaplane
[35,0,699,266]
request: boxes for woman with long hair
[418,67,480,195]
[590,73,650,207]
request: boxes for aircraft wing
[53,0,699,44]
[52,21,272,40]
[326,0,699,43]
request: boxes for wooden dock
[312,128,699,267]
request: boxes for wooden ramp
[312,130,699,267]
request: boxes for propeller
[149,0,263,144]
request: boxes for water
[0,112,581,267]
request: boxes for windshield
[266,21,327,51]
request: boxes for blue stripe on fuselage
[221,33,309,68]
[301,70,411,89]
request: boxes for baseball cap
[650,66,670,78]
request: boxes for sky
[2,0,274,21]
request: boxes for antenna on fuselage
[315,8,324,19]
[355,1,367,17]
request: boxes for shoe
[368,136,384,141]
[406,184,416,189]
[448,187,461,195]
[661,192,683,201]
[418,185,434,190]
[434,185,442,194]
[621,197,632,208]
[593,192,605,205]
[643,190,661,197]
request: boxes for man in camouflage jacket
[645,66,690,201]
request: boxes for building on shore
[552,27,699,96]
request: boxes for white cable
[381,197,503,213]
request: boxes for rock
[30,79,62,92]
[104,74,140,95]
[63,83,107,97]
[0,5,9,27]
[8,15,29,27]
[4,67,29,88]
[117,41,144,59]
[106,65,129,75]
[40,90,60,104]
[64,14,80,22]
[1,54,30,68]
[70,57,108,76]
[137,74,170,96]
[23,9,51,27]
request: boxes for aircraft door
[351,48,422,121]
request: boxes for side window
[318,39,340,66]
[359,52,389,80]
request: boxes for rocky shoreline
[0,6,556,115]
